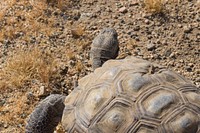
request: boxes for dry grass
[71,25,85,38]
[0,92,37,132]
[76,38,90,50]
[0,0,59,42]
[46,0,71,10]
[144,0,166,13]
[66,50,76,60]
[0,0,81,132]
[0,47,57,92]
[0,32,4,42]
[57,0,71,11]
[0,10,5,21]
[0,0,80,43]
[0,95,25,125]
[76,60,84,72]
[30,0,48,10]
[143,0,180,13]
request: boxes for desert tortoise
[26,28,200,133]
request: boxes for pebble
[169,31,175,37]
[169,52,176,58]
[26,92,34,100]
[146,43,156,51]
[4,123,8,128]
[186,66,192,72]
[0,99,6,106]
[80,13,92,19]
[133,25,140,31]
[179,59,184,63]
[60,65,68,75]
[177,24,182,28]
[196,77,200,82]
[119,7,128,13]
[162,40,167,45]
[129,1,139,6]
[188,63,194,67]
[144,19,150,24]
[38,86,46,96]
[183,25,192,33]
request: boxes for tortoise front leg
[25,94,66,133]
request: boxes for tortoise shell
[62,57,200,133]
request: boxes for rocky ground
[0,0,199,132]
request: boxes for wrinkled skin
[90,28,119,70]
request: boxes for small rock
[80,12,92,19]
[156,22,162,26]
[69,60,76,67]
[197,69,200,74]
[38,86,46,96]
[60,65,68,75]
[120,19,125,23]
[144,19,150,24]
[156,39,161,44]
[26,92,34,100]
[183,25,192,33]
[91,26,97,30]
[0,99,5,106]
[165,49,172,57]
[169,31,175,37]
[4,123,8,128]
[177,24,182,28]
[179,59,184,63]
[168,61,175,66]
[113,15,118,19]
[186,66,192,72]
[128,14,132,18]
[147,35,152,39]
[162,40,167,45]
[196,77,200,82]
[119,7,128,13]
[73,79,78,88]
[133,25,140,31]
[115,2,122,7]
[169,52,176,58]
[130,1,139,6]
[146,43,156,51]
[135,37,140,41]
[130,32,138,37]
[188,63,194,67]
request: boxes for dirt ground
[0,0,199,132]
